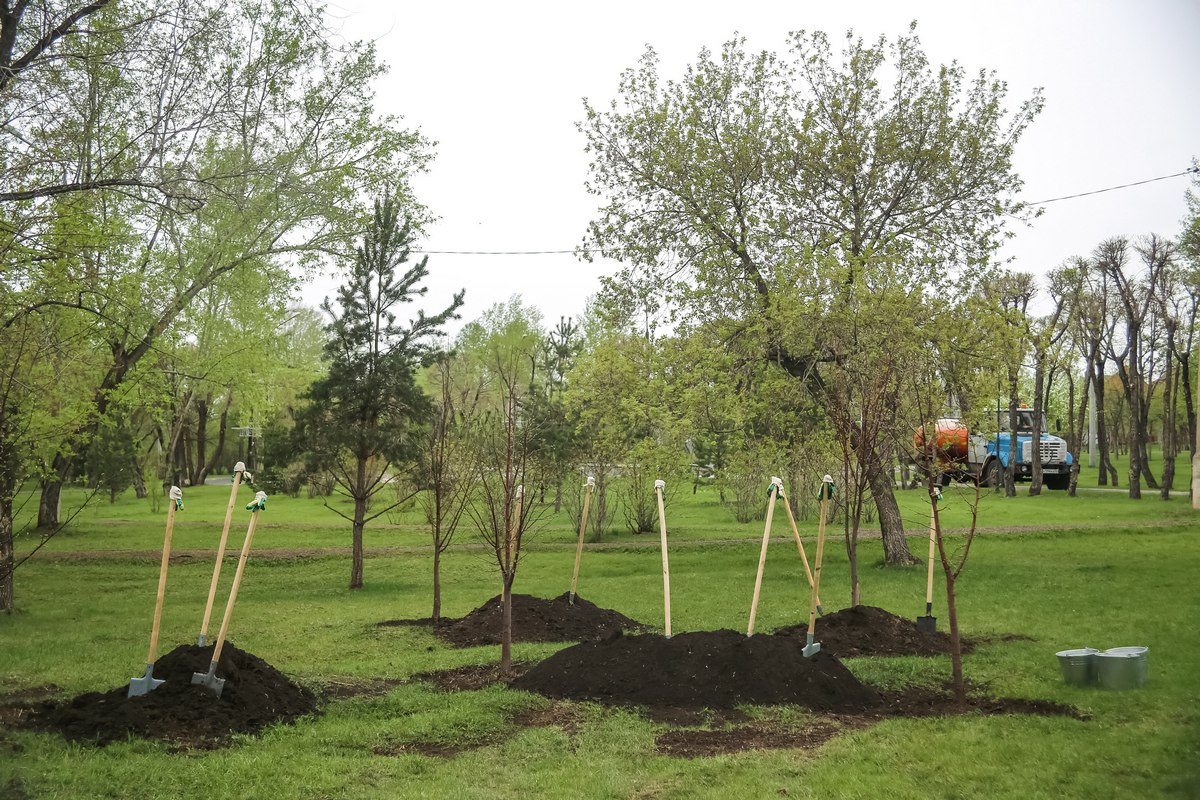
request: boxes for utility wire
[1026,166,1198,206]
[407,166,1200,255]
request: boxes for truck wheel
[983,459,1002,489]
[1045,474,1070,490]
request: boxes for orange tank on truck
[913,419,971,465]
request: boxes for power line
[1026,166,1197,205]
[407,166,1200,255]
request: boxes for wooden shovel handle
[655,485,671,638]
[925,503,937,605]
[806,492,829,635]
[747,486,779,636]
[199,470,243,641]
[146,500,178,665]
[210,508,260,665]
[570,483,593,598]
[779,489,822,608]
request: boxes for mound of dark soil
[773,605,976,657]
[27,643,316,747]
[434,593,645,647]
[510,630,881,712]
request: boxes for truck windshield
[995,409,1046,434]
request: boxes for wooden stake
[747,476,782,635]
[655,479,671,638]
[198,464,244,646]
[806,477,833,641]
[146,487,182,667]
[569,477,595,603]
[778,486,822,611]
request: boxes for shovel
[192,491,267,697]
[747,477,783,636]
[802,476,834,658]
[568,476,595,604]
[197,462,248,646]
[654,479,672,639]
[917,487,942,633]
[128,486,183,698]
[777,484,824,616]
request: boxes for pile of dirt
[510,630,881,712]
[27,643,316,747]
[434,593,645,647]
[772,605,976,657]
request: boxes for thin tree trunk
[1030,359,1046,496]
[351,456,367,589]
[1006,386,1019,498]
[0,498,13,613]
[500,575,513,676]
[945,573,965,705]
[432,545,442,625]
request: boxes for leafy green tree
[580,26,1042,565]
[297,191,462,589]
[5,0,432,529]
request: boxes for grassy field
[1,467,1198,799]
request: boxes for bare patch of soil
[412,661,534,692]
[431,593,646,647]
[23,643,317,748]
[317,677,406,701]
[510,702,584,739]
[772,605,977,657]
[656,720,848,758]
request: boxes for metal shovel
[802,476,834,658]
[192,491,266,697]
[128,487,183,697]
[916,487,941,633]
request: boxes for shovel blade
[127,664,164,698]
[801,642,822,658]
[191,663,226,698]
[916,615,937,633]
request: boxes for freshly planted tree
[419,352,482,623]
[297,192,463,589]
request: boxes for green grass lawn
[2,477,1198,799]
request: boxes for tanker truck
[914,408,1073,490]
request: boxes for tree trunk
[432,544,442,625]
[1161,347,1176,500]
[1029,359,1046,496]
[194,395,209,485]
[197,400,229,486]
[131,452,147,499]
[1005,388,1018,498]
[500,575,513,676]
[945,572,965,705]
[0,497,13,614]
[1093,358,1117,486]
[867,451,917,565]
[37,455,66,530]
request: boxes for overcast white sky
[306,0,1200,331]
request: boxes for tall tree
[7,0,432,529]
[580,26,1041,565]
[297,192,463,589]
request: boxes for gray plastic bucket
[1055,648,1098,687]
[1097,646,1149,689]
